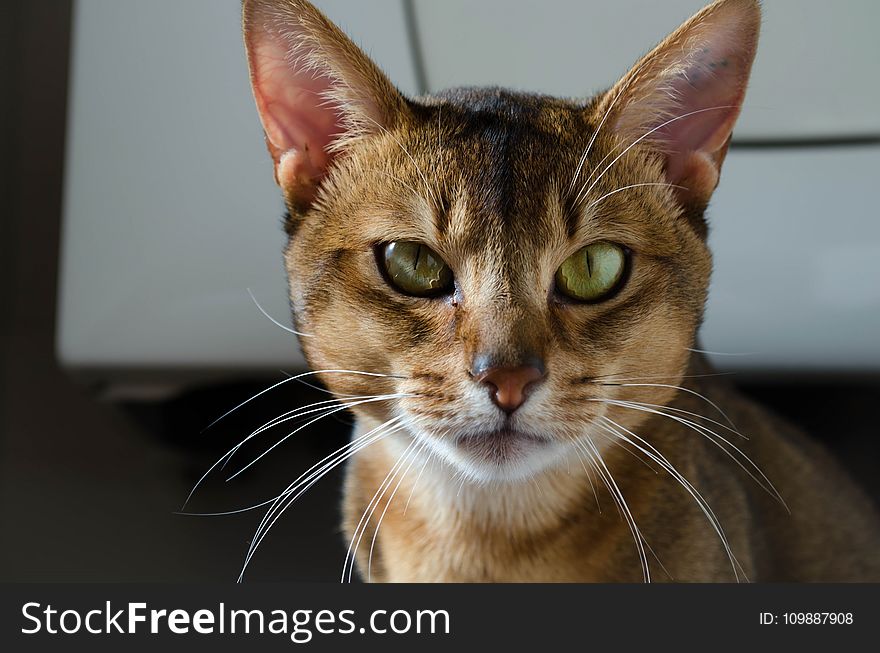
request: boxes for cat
[241,0,880,581]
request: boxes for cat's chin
[431,429,570,483]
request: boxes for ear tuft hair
[243,0,409,210]
[599,0,761,207]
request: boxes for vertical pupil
[383,241,452,295]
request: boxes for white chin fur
[421,432,573,484]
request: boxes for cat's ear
[599,0,760,209]
[243,0,409,211]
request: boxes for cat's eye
[555,242,627,302]
[380,241,454,297]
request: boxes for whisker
[359,113,439,208]
[177,501,273,518]
[246,287,312,337]
[687,347,759,357]
[183,394,408,510]
[589,429,661,474]
[576,437,650,582]
[201,368,406,432]
[239,416,407,582]
[593,399,788,510]
[596,416,746,581]
[343,433,419,583]
[403,446,434,517]
[582,182,686,214]
[226,395,414,482]
[246,417,405,545]
[599,384,740,433]
[581,370,737,384]
[246,393,406,441]
[567,59,651,197]
[180,424,392,518]
[368,439,429,581]
[576,105,737,206]
[572,445,602,514]
[189,403,343,509]
[201,376,298,433]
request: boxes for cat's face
[285,93,710,481]
[244,0,758,482]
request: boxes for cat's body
[242,0,880,581]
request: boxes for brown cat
[242,0,880,581]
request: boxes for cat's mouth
[454,429,551,465]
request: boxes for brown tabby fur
[244,0,880,581]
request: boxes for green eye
[555,242,627,302]
[381,241,454,297]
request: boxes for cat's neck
[344,415,667,581]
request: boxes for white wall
[58,0,418,378]
[414,0,880,139]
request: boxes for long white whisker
[209,398,356,488]
[246,418,403,548]
[596,416,746,581]
[403,446,434,517]
[588,430,679,580]
[348,433,421,583]
[187,416,400,518]
[201,369,404,432]
[226,395,414,482]
[343,434,419,583]
[594,399,788,510]
[576,437,650,582]
[246,287,312,337]
[587,370,737,384]
[582,182,685,214]
[602,385,740,433]
[183,394,408,510]
[591,428,661,474]
[572,444,603,514]
[177,501,275,517]
[567,59,651,197]
[368,439,429,581]
[577,105,737,205]
[605,399,774,493]
[238,417,406,582]
[190,402,343,508]
[246,393,408,441]
[687,347,758,356]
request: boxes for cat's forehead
[405,90,591,250]
[389,89,680,259]
[316,87,683,270]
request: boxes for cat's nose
[471,356,546,414]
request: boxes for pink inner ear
[611,0,759,200]
[657,49,747,183]
[250,35,345,188]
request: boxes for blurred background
[1,0,878,582]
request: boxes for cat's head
[243,0,759,482]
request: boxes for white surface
[58,0,418,372]
[58,0,880,380]
[703,146,880,370]
[413,0,880,139]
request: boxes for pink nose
[474,364,546,414]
